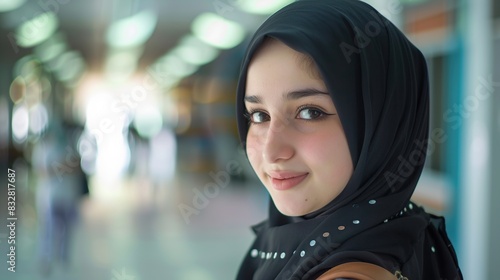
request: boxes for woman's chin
[274,202,317,217]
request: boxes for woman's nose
[262,118,295,163]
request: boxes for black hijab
[235,0,462,279]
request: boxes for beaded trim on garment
[395,271,409,280]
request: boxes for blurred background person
[31,122,87,277]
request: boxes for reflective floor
[0,175,268,280]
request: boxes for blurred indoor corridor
[0,173,268,280]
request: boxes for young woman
[234,0,462,279]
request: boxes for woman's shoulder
[316,262,400,280]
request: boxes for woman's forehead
[248,38,322,81]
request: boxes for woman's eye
[249,111,270,123]
[297,108,324,120]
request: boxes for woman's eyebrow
[244,88,328,104]
[244,95,262,104]
[285,88,329,100]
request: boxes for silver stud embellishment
[353,220,360,224]
[251,249,258,258]
[310,240,316,246]
[300,250,305,257]
[369,199,376,204]
[395,271,408,280]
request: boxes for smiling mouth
[267,172,309,191]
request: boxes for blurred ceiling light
[12,105,29,143]
[238,0,294,15]
[34,32,67,63]
[15,12,58,48]
[13,55,42,78]
[104,48,141,82]
[106,10,157,48]
[25,77,42,107]
[146,61,182,89]
[47,50,79,72]
[191,13,245,49]
[56,54,86,84]
[133,105,163,138]
[174,35,219,65]
[9,76,26,104]
[40,77,51,101]
[0,0,25,12]
[155,53,198,78]
[29,103,48,135]
[47,51,86,84]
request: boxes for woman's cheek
[303,130,345,162]
[245,132,262,164]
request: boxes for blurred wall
[489,32,500,280]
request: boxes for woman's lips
[267,171,309,191]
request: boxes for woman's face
[244,40,353,216]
